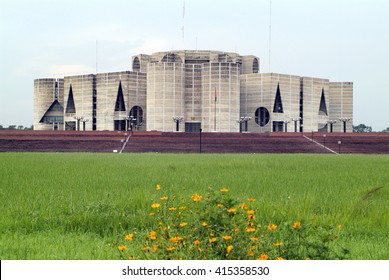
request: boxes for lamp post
[124,116,130,131]
[81,118,89,131]
[339,117,351,133]
[199,128,202,153]
[172,116,184,132]
[291,117,301,132]
[327,120,337,133]
[236,118,244,133]
[129,115,136,131]
[283,120,290,132]
[236,116,251,132]
[338,140,342,154]
[74,116,84,131]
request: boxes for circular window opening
[255,107,270,127]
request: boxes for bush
[116,185,349,260]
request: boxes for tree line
[0,125,33,130]
[353,124,389,133]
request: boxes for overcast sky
[1,0,388,130]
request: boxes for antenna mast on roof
[96,40,98,74]
[269,0,272,72]
[182,1,185,47]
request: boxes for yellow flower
[275,257,285,260]
[160,196,168,201]
[149,230,157,240]
[227,208,236,213]
[273,241,283,246]
[166,246,175,251]
[191,193,202,202]
[124,233,133,240]
[209,237,217,243]
[151,203,161,208]
[226,245,233,254]
[151,244,158,253]
[238,203,248,210]
[201,221,208,227]
[234,228,240,233]
[179,206,187,210]
[179,222,188,227]
[248,215,255,220]
[257,253,269,260]
[217,203,224,207]
[149,212,155,216]
[117,245,127,251]
[222,235,232,240]
[193,239,200,246]
[246,227,255,233]
[338,224,342,231]
[169,207,177,211]
[155,184,161,190]
[247,250,255,257]
[268,223,278,231]
[170,236,183,243]
[247,198,256,202]
[250,237,259,241]
[293,221,301,229]
[247,210,255,215]
[220,187,229,193]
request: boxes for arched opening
[133,57,140,72]
[129,106,144,130]
[161,53,182,63]
[255,107,270,127]
[252,58,259,73]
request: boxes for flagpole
[214,87,217,131]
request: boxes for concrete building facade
[34,50,353,133]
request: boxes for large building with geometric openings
[34,50,353,133]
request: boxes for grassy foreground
[0,152,388,259]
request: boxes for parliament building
[34,50,353,133]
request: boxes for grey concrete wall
[301,77,330,132]
[201,62,240,132]
[33,78,64,130]
[329,82,353,132]
[147,62,185,131]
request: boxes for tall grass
[0,153,388,259]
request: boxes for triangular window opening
[65,84,76,114]
[115,81,126,111]
[39,100,64,123]
[319,88,328,116]
[273,83,284,113]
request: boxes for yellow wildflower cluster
[115,185,346,260]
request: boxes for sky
[0,0,388,131]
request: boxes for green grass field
[1,153,388,259]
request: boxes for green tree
[382,127,389,133]
[353,124,372,133]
